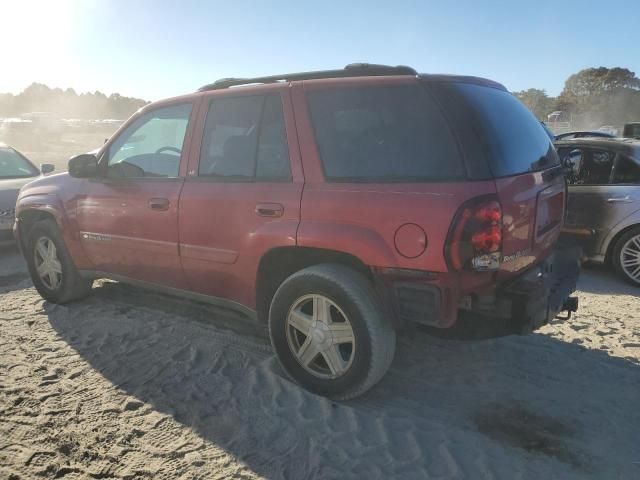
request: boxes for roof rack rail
[197,63,417,92]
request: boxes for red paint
[15,73,568,326]
[394,223,427,259]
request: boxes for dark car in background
[0,144,54,245]
[623,122,640,140]
[557,137,640,285]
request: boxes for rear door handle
[149,198,170,211]
[255,203,284,217]
[607,196,633,203]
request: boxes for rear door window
[199,94,290,181]
[306,85,464,182]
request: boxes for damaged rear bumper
[498,244,580,333]
[381,245,581,339]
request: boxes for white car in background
[0,143,54,245]
[598,125,619,136]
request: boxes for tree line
[2,69,639,128]
[0,83,148,120]
[514,67,640,129]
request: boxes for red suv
[14,64,579,399]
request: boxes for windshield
[0,147,39,179]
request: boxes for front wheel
[612,226,640,287]
[268,264,396,400]
[26,220,93,303]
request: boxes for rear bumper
[495,244,580,333]
[379,245,580,338]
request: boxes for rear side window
[435,83,558,177]
[199,94,290,181]
[307,85,464,182]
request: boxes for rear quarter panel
[291,79,497,286]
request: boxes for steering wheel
[155,146,182,155]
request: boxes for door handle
[255,203,284,217]
[607,196,633,203]
[149,198,170,211]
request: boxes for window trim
[196,93,292,183]
[99,102,194,180]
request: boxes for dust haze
[0,83,148,170]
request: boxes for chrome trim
[78,270,257,320]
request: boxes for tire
[25,220,93,303]
[268,264,396,400]
[612,226,640,287]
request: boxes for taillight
[445,197,503,271]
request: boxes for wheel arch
[16,207,61,252]
[16,195,91,269]
[255,246,373,324]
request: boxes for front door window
[107,104,192,178]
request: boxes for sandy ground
[1,246,639,479]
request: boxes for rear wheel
[612,226,640,287]
[268,264,395,400]
[26,220,93,303]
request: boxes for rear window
[434,82,558,177]
[307,85,464,182]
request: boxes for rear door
[76,102,194,288]
[178,86,303,309]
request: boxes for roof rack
[197,63,418,91]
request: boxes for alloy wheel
[620,234,640,283]
[34,236,62,290]
[286,294,356,379]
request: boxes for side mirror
[40,163,55,175]
[68,154,98,178]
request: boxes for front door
[76,102,195,288]
[178,88,303,309]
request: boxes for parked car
[623,122,640,140]
[555,130,616,140]
[14,64,579,399]
[0,143,54,246]
[556,137,640,285]
[598,125,618,136]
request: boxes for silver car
[0,143,54,245]
[557,137,640,285]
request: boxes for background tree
[514,88,554,120]
[0,83,147,119]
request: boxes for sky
[1,0,638,101]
